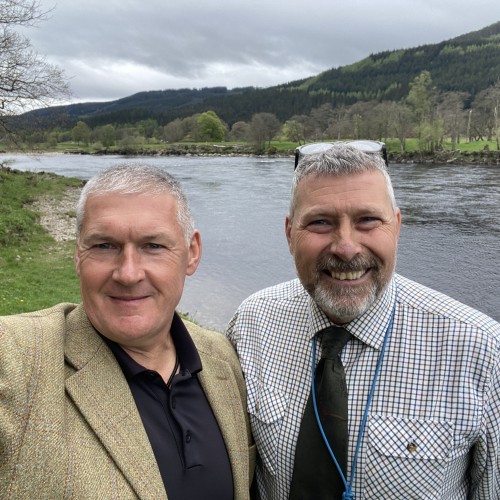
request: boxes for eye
[145,243,164,250]
[357,217,382,229]
[95,242,115,250]
[307,219,331,233]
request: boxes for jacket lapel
[64,306,166,499]
[197,350,249,497]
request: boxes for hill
[12,21,500,129]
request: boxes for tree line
[6,71,500,153]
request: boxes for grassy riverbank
[0,166,82,315]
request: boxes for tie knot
[320,327,352,359]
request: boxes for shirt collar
[307,277,397,350]
[101,312,202,379]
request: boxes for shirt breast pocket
[246,375,289,476]
[363,415,454,499]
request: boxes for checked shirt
[226,274,500,499]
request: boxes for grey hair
[290,144,397,217]
[76,163,195,243]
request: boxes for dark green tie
[289,326,352,500]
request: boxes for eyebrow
[82,232,168,243]
[302,205,386,218]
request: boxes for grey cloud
[23,0,500,102]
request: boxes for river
[3,152,499,330]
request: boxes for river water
[3,153,499,330]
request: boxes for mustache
[316,255,381,273]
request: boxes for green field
[0,167,82,315]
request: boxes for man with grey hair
[1,163,255,499]
[226,142,500,499]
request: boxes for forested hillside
[15,20,499,129]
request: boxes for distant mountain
[14,21,500,130]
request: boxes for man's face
[286,170,401,324]
[74,192,201,349]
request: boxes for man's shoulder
[239,278,308,308]
[395,274,500,334]
[0,303,80,336]
[226,279,309,335]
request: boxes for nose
[112,246,145,285]
[329,223,362,262]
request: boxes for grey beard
[303,254,390,323]
[310,279,380,323]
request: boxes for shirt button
[255,403,259,413]
[406,442,418,453]
[185,431,191,443]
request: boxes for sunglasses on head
[294,140,388,169]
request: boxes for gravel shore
[31,187,82,242]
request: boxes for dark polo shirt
[102,314,233,500]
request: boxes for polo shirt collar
[101,312,202,378]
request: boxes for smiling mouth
[327,269,368,281]
[111,295,148,302]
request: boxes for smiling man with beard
[226,142,500,500]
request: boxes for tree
[290,114,319,142]
[388,101,412,152]
[93,124,115,148]
[71,121,91,145]
[310,103,334,136]
[248,112,281,150]
[283,119,305,144]
[228,121,249,141]
[136,119,158,141]
[406,71,440,152]
[163,118,185,142]
[0,0,70,129]
[436,92,468,150]
[195,110,226,142]
[470,81,500,148]
[324,105,349,140]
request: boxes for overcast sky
[24,0,500,104]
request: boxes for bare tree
[469,85,500,142]
[324,105,349,140]
[248,112,281,150]
[388,101,412,153]
[436,92,468,150]
[0,0,70,127]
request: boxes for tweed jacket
[0,303,255,499]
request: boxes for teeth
[331,270,365,280]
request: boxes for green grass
[0,166,82,315]
[0,239,81,315]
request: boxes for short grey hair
[76,163,195,243]
[290,144,397,217]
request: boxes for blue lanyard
[311,299,396,500]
